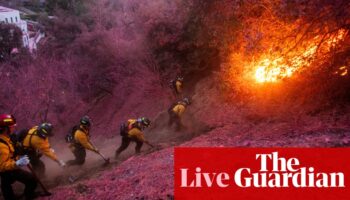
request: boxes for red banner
[174,148,350,200]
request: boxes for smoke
[148,109,207,146]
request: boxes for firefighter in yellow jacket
[0,114,38,200]
[66,116,99,166]
[175,76,183,95]
[21,123,65,176]
[168,97,191,131]
[115,117,154,158]
[170,76,184,98]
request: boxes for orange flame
[254,29,347,83]
[334,66,348,76]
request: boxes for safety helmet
[0,114,16,127]
[139,117,151,127]
[80,115,91,127]
[182,97,191,105]
[0,114,16,133]
[37,123,53,137]
[176,76,184,81]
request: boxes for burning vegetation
[253,29,347,83]
[220,0,350,111]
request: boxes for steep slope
[42,77,350,200]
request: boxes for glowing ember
[254,29,347,83]
[334,66,348,76]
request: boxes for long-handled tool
[65,168,78,183]
[27,164,52,196]
[68,174,78,183]
[56,161,78,183]
[97,152,110,165]
[146,143,154,148]
[143,143,162,155]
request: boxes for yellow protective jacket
[127,119,137,130]
[128,127,145,142]
[22,127,58,162]
[172,103,186,117]
[73,126,96,151]
[0,134,17,172]
[175,80,183,94]
[126,119,145,142]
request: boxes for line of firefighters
[0,76,189,199]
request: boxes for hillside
[0,0,349,199]
[42,77,350,200]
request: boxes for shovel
[68,175,78,183]
[97,152,110,165]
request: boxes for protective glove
[16,155,30,167]
[58,160,66,167]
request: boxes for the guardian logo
[180,151,345,188]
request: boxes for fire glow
[254,29,347,83]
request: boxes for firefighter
[115,117,154,158]
[170,76,184,98]
[66,116,99,166]
[0,114,38,200]
[21,123,66,176]
[168,97,191,131]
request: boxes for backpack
[10,129,29,155]
[65,125,80,143]
[120,123,128,137]
[169,79,176,89]
[10,129,29,144]
[168,102,178,114]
